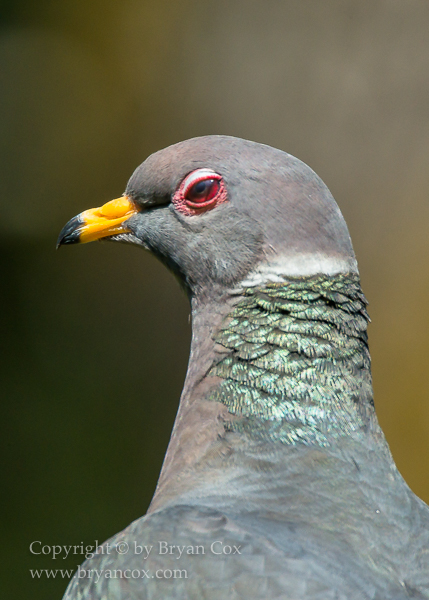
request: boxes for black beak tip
[56,215,84,249]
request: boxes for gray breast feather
[63,505,428,600]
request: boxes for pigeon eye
[185,179,220,206]
[173,168,228,215]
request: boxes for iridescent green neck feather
[209,273,374,446]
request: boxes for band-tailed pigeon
[57,136,429,599]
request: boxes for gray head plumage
[58,135,357,296]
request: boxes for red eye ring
[173,168,228,216]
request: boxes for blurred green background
[2,1,429,598]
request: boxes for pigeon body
[58,136,429,599]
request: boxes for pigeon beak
[56,196,139,248]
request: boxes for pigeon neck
[149,272,377,511]
[208,272,375,445]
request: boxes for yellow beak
[57,196,139,248]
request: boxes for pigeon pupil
[186,179,219,203]
[194,181,208,195]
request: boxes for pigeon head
[57,135,357,296]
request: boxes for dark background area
[2,1,429,598]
